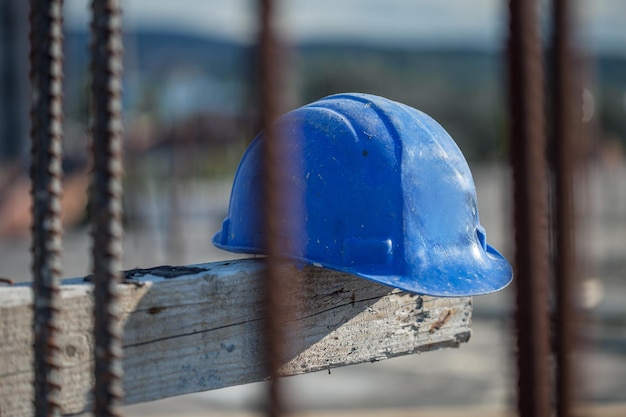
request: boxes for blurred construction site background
[0,1,624,415]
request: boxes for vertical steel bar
[259,0,287,416]
[29,1,65,415]
[551,0,579,416]
[507,1,552,417]
[90,0,125,415]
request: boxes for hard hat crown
[213,93,512,296]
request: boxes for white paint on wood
[0,258,471,416]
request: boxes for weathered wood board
[0,258,472,416]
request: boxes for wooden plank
[0,258,472,416]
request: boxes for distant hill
[65,29,250,79]
[62,29,626,162]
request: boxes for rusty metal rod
[89,0,125,415]
[29,1,65,415]
[507,1,552,416]
[259,0,288,416]
[551,0,579,415]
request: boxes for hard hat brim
[352,244,514,297]
[213,231,513,297]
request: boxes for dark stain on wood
[148,306,166,315]
[429,309,453,333]
[82,265,207,283]
[414,311,431,323]
[125,265,206,280]
[454,331,472,344]
[0,277,14,285]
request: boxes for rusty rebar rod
[89,0,125,415]
[29,1,65,415]
[507,1,552,417]
[259,0,288,416]
[551,0,580,416]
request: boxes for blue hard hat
[213,93,512,296]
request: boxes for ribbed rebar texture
[507,1,552,417]
[28,1,65,415]
[89,0,125,416]
[259,0,287,416]
[551,1,580,416]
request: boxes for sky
[63,0,626,53]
